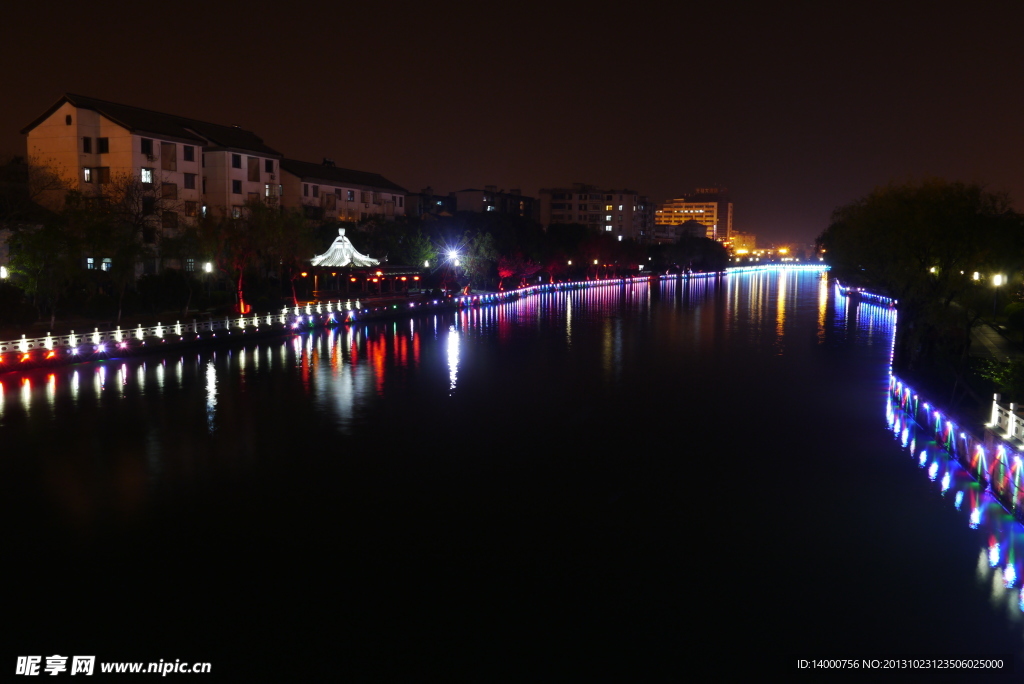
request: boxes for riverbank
[0,275,671,371]
[841,281,1024,525]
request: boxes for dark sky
[2,0,1023,244]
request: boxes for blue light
[955,491,964,510]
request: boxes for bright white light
[0,266,7,279]
[204,262,213,273]
[994,274,1005,287]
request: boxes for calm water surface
[3,270,1022,677]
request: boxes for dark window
[96,167,110,184]
[264,159,273,174]
[144,225,158,244]
[161,211,178,232]
[162,183,177,200]
[161,142,176,171]
[184,201,197,217]
[231,154,241,169]
[65,115,72,125]
[312,185,319,198]
[141,138,153,156]
[183,173,196,190]
[347,190,355,201]
[398,196,403,208]
[303,205,324,220]
[232,180,242,194]
[202,177,207,193]
[97,138,109,154]
[183,146,194,162]
[303,184,309,197]
[142,197,155,215]
[324,193,336,211]
[248,192,260,204]
[82,137,92,153]
[247,157,260,182]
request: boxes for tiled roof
[22,94,282,156]
[280,159,406,193]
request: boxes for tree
[818,179,1024,371]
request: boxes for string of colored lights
[853,279,1024,610]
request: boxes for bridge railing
[990,394,1024,445]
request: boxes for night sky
[2,1,1023,244]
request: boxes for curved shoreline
[0,264,826,373]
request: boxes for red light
[46,351,55,359]
[21,353,30,362]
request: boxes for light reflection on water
[5,270,1022,638]
[881,293,1024,628]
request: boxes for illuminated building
[22,93,282,222]
[654,187,733,242]
[279,159,406,222]
[539,183,654,242]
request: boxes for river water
[3,269,1022,678]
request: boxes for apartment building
[279,159,406,222]
[22,94,284,224]
[450,186,537,220]
[539,183,654,242]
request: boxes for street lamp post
[993,273,1005,317]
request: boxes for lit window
[487,206,495,212]
[606,215,612,220]
[101,258,112,271]
[141,168,153,184]
[83,168,92,183]
[618,205,623,210]
[86,257,95,270]
[605,225,612,231]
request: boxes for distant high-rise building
[655,188,733,242]
[539,183,654,242]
